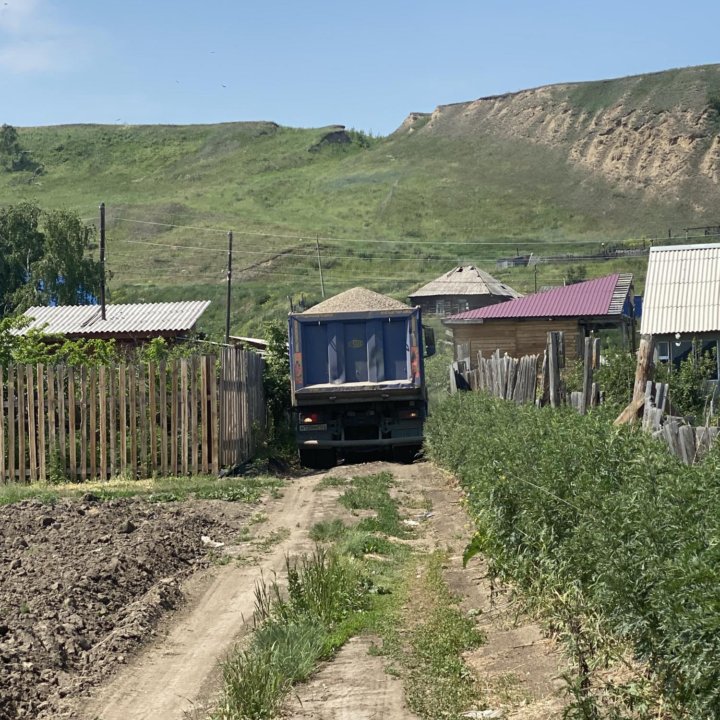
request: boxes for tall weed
[426,394,720,719]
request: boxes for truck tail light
[301,412,321,424]
[398,409,419,420]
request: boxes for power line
[107,214,646,247]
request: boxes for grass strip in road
[376,551,485,719]
[215,470,486,719]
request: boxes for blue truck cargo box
[289,308,423,401]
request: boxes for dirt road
[3,461,566,720]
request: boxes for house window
[435,299,446,315]
[458,298,469,313]
[657,341,670,363]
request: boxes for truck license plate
[299,424,327,432]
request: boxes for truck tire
[392,444,422,464]
[299,448,337,470]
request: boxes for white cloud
[0,38,65,73]
[0,0,42,34]
[0,0,84,75]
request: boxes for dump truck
[288,288,435,469]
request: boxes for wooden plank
[89,368,97,480]
[0,367,4,482]
[67,367,76,481]
[119,366,127,475]
[18,367,26,483]
[159,361,168,475]
[138,364,147,478]
[210,355,219,475]
[99,367,107,480]
[57,367,66,475]
[108,366,116,477]
[171,362,179,475]
[47,365,56,467]
[37,365,46,482]
[580,337,593,415]
[678,425,696,465]
[191,356,199,475]
[80,367,87,481]
[548,333,561,408]
[7,368,15,482]
[200,356,209,474]
[148,363,157,475]
[181,358,189,474]
[129,366,137,479]
[26,366,37,482]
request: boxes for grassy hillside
[1,65,719,337]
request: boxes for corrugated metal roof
[641,243,720,335]
[444,273,626,322]
[20,301,210,337]
[409,265,521,299]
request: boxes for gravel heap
[303,287,410,314]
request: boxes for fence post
[548,332,562,408]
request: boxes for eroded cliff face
[398,71,720,205]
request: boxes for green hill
[2,64,719,337]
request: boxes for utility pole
[99,202,106,320]
[225,231,233,344]
[316,235,325,298]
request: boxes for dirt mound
[303,287,409,314]
[0,495,246,720]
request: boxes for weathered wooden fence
[640,379,719,464]
[0,347,265,483]
[451,332,601,411]
[452,349,540,404]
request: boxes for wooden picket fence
[451,349,540,404]
[0,347,265,484]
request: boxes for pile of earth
[0,494,249,720]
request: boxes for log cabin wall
[450,318,581,366]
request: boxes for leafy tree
[0,203,103,315]
[0,124,41,173]
[262,321,291,430]
[564,264,587,285]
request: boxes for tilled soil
[0,494,250,720]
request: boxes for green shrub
[426,394,720,718]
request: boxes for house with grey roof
[18,301,210,346]
[641,243,720,378]
[408,265,520,318]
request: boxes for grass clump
[309,518,347,542]
[338,471,408,538]
[0,474,284,506]
[214,547,372,720]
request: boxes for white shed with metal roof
[18,301,210,342]
[641,243,720,376]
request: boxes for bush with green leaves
[426,394,720,719]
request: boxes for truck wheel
[299,448,337,470]
[392,444,422,464]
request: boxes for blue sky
[1,0,719,135]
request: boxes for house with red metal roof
[442,273,635,364]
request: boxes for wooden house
[641,243,720,379]
[443,273,634,364]
[18,301,210,347]
[408,265,520,317]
